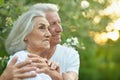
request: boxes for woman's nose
[45,30,51,38]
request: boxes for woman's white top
[7,50,52,80]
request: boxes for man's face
[46,11,63,46]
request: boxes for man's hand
[28,54,62,80]
[0,56,37,80]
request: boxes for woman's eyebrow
[39,23,45,26]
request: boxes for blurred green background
[0,0,120,80]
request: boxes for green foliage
[0,0,120,80]
[0,56,9,75]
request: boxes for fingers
[17,66,37,73]
[51,62,59,70]
[8,56,18,66]
[27,55,49,72]
[27,54,47,63]
[35,67,49,73]
[13,65,38,79]
[50,61,57,70]
[47,60,52,66]
[14,71,37,79]
[48,61,56,69]
[28,54,40,58]
[27,58,45,63]
[15,60,32,68]
[31,62,48,69]
[47,60,60,72]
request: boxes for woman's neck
[26,47,43,56]
[41,45,56,60]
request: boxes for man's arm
[62,71,78,80]
[45,69,63,80]
[62,48,80,80]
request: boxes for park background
[0,0,120,80]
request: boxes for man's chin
[50,41,61,46]
[55,39,61,43]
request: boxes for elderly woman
[5,10,59,80]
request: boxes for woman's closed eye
[38,24,46,29]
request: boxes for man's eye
[51,22,56,25]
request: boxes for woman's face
[25,16,51,53]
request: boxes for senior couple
[0,3,80,80]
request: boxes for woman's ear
[24,36,28,42]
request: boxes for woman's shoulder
[8,50,28,65]
[14,50,28,56]
[11,50,28,61]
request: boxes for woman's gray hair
[5,10,45,55]
[30,3,59,12]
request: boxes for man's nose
[56,23,63,32]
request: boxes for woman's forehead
[33,16,49,26]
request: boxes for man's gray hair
[30,3,59,12]
[5,10,45,55]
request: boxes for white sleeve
[65,49,80,74]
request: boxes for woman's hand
[27,54,60,73]
[47,60,60,73]
[27,54,62,80]
[27,54,49,73]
